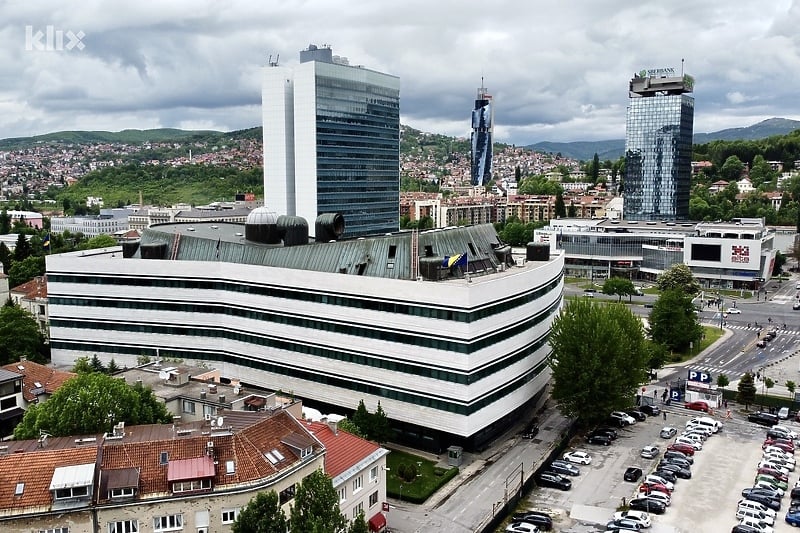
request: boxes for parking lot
[520,406,800,532]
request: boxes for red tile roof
[1,360,75,402]
[304,421,382,479]
[9,275,47,298]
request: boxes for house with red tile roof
[0,409,325,533]
[305,418,389,532]
[1,359,75,408]
[9,275,48,340]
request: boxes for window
[153,514,183,532]
[225,460,235,474]
[338,486,346,503]
[0,396,17,410]
[39,529,69,533]
[352,502,363,518]
[369,491,378,507]
[369,466,378,483]
[54,485,89,499]
[160,451,169,465]
[108,521,138,533]
[182,400,195,414]
[221,509,239,524]
[172,479,211,493]
[352,475,363,493]
[110,487,135,498]
[279,484,295,505]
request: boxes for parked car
[506,521,540,533]
[732,525,761,533]
[536,472,571,491]
[771,425,797,439]
[521,423,540,439]
[753,479,784,497]
[743,486,783,501]
[653,469,678,484]
[750,412,779,427]
[738,499,777,518]
[667,443,695,456]
[763,446,794,460]
[737,517,775,533]
[626,409,647,422]
[757,339,768,348]
[548,460,580,477]
[638,481,670,495]
[640,445,659,459]
[767,428,792,441]
[659,426,677,439]
[674,436,702,450]
[610,411,637,426]
[757,460,790,475]
[679,431,706,443]
[606,518,643,531]
[757,467,789,482]
[685,423,714,437]
[657,462,691,479]
[763,438,794,453]
[663,449,694,464]
[594,427,618,439]
[786,508,800,526]
[686,416,722,433]
[637,490,670,506]
[755,474,788,491]
[587,433,612,446]
[660,455,692,469]
[740,491,781,511]
[727,307,742,314]
[684,400,710,412]
[612,510,651,528]
[736,507,775,526]
[639,404,661,416]
[644,473,674,490]
[628,497,666,514]
[624,467,643,482]
[562,451,592,465]
[510,513,552,531]
[778,407,790,420]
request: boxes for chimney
[218,394,226,404]
[327,418,338,436]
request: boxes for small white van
[738,499,777,518]
[686,416,722,433]
[778,407,789,420]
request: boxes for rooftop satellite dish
[217,416,224,427]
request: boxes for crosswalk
[725,324,800,335]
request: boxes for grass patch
[385,448,458,504]
[668,325,724,363]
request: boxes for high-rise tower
[471,81,493,187]
[262,45,400,238]
[623,67,694,221]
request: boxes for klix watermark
[25,25,85,52]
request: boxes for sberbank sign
[639,67,677,77]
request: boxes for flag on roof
[442,252,468,268]
[43,233,50,249]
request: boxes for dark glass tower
[623,70,694,221]
[471,81,493,186]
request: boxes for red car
[638,482,670,495]
[684,401,710,412]
[763,439,795,453]
[667,443,696,456]
[757,467,789,482]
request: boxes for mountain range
[526,117,800,161]
[2,118,799,162]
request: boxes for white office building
[47,216,562,451]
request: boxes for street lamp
[399,484,403,503]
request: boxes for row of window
[52,337,550,416]
[50,300,555,386]
[50,287,558,358]
[106,510,238,533]
[48,270,562,324]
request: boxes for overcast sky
[2,0,799,145]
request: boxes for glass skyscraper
[263,45,400,238]
[471,82,493,186]
[623,70,694,221]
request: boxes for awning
[167,456,215,482]
[368,512,386,532]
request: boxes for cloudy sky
[2,0,799,145]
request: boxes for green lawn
[667,325,724,363]
[384,448,459,504]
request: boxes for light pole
[399,484,403,503]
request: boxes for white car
[738,517,775,533]
[644,474,674,491]
[736,507,775,526]
[679,431,705,443]
[641,445,660,459]
[562,451,592,465]
[610,411,637,425]
[613,510,651,528]
[763,446,794,459]
[772,425,798,440]
[685,424,713,437]
[757,460,790,475]
[674,436,702,450]
[641,490,671,506]
[762,455,795,471]
[738,499,777,518]
[726,307,742,314]
[763,450,796,464]
[753,479,785,496]
[686,416,722,433]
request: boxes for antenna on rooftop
[268,53,280,67]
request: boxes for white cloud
[1,0,799,144]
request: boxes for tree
[289,468,348,533]
[764,377,775,394]
[644,340,669,371]
[549,299,649,424]
[773,251,787,276]
[348,511,369,533]
[0,210,10,235]
[352,400,371,437]
[13,372,172,439]
[90,353,106,373]
[649,289,703,353]
[79,234,118,250]
[337,418,366,439]
[8,255,46,288]
[370,401,393,444]
[716,374,730,393]
[232,490,288,533]
[738,372,757,410]
[12,233,31,262]
[786,380,796,400]
[567,202,577,218]
[0,242,11,274]
[554,191,566,218]
[655,263,701,295]
[720,155,745,182]
[601,277,636,302]
[0,304,45,365]
[72,356,93,374]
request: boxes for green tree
[13,372,172,439]
[0,304,44,365]
[72,356,93,374]
[232,490,288,533]
[567,202,577,217]
[12,233,32,262]
[8,255,46,288]
[590,153,600,183]
[720,155,745,182]
[0,242,11,274]
[773,251,787,276]
[716,374,730,393]
[348,511,369,533]
[786,380,796,400]
[337,418,367,439]
[764,377,775,394]
[107,358,120,374]
[352,400,371,437]
[645,340,669,371]
[601,277,636,302]
[289,468,348,533]
[79,234,118,250]
[738,372,757,410]
[370,401,392,444]
[499,222,529,246]
[649,289,703,353]
[655,263,701,295]
[0,210,10,235]
[554,191,566,218]
[549,299,649,424]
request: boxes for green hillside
[0,127,261,149]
